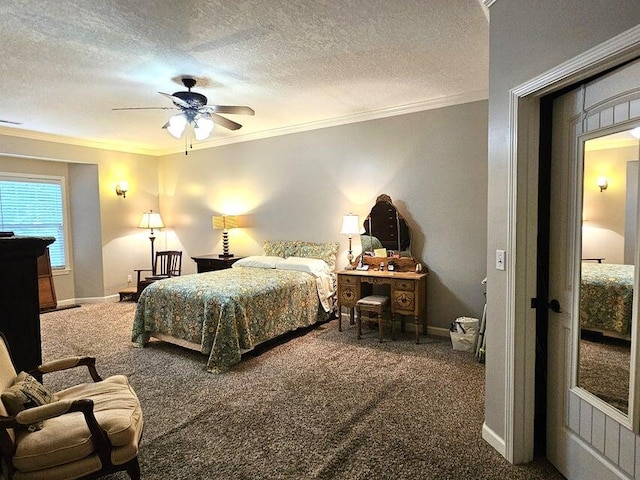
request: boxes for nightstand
[191,255,242,273]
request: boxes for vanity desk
[337,269,428,343]
[339,193,427,342]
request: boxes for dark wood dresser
[0,236,55,375]
[191,255,243,273]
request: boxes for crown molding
[483,0,499,7]
[0,89,488,158]
[156,89,489,156]
[0,126,159,156]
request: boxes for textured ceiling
[0,1,489,156]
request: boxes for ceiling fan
[114,77,254,149]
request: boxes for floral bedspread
[580,263,634,336]
[132,267,330,373]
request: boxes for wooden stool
[356,295,391,342]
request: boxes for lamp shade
[340,214,362,235]
[194,116,215,140]
[166,114,187,139]
[138,210,165,230]
[212,215,239,230]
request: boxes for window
[0,175,67,269]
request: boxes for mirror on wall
[577,126,640,415]
[361,194,411,256]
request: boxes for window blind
[0,178,66,269]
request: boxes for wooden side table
[191,255,242,273]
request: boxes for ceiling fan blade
[203,105,255,115]
[0,119,22,125]
[209,113,242,130]
[159,92,190,108]
[112,107,177,111]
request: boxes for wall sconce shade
[212,215,241,258]
[115,181,128,198]
[597,176,608,192]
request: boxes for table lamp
[212,215,240,258]
[341,214,362,270]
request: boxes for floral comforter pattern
[132,267,330,373]
[580,263,634,336]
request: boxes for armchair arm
[29,356,103,382]
[10,400,74,427]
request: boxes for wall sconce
[597,177,608,192]
[115,181,129,198]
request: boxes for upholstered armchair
[0,333,143,480]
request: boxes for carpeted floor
[579,336,630,414]
[40,302,564,480]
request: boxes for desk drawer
[393,279,414,291]
[392,290,415,313]
[339,275,358,286]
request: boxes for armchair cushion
[12,375,143,473]
[2,372,55,430]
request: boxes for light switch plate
[496,250,506,271]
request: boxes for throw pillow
[2,372,55,430]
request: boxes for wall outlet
[496,250,506,271]
[127,274,132,284]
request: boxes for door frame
[503,25,640,464]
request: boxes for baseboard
[482,422,507,458]
[427,326,450,338]
[73,294,120,305]
[56,299,78,308]
[339,312,450,338]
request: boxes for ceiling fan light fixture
[166,114,187,138]
[194,117,214,140]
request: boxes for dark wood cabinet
[0,236,55,375]
[191,255,242,273]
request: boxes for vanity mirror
[361,194,411,256]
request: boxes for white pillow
[232,256,285,269]
[275,256,331,275]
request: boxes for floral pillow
[293,241,339,272]
[263,240,339,272]
[263,240,299,258]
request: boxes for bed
[580,262,635,338]
[131,240,338,373]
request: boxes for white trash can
[450,317,480,352]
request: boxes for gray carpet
[40,302,564,480]
[579,337,630,414]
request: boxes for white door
[547,58,640,479]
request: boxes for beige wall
[159,101,489,330]
[0,136,160,303]
[583,145,638,264]
[0,100,487,326]
[486,0,640,458]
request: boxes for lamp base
[218,253,235,258]
[344,264,356,270]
